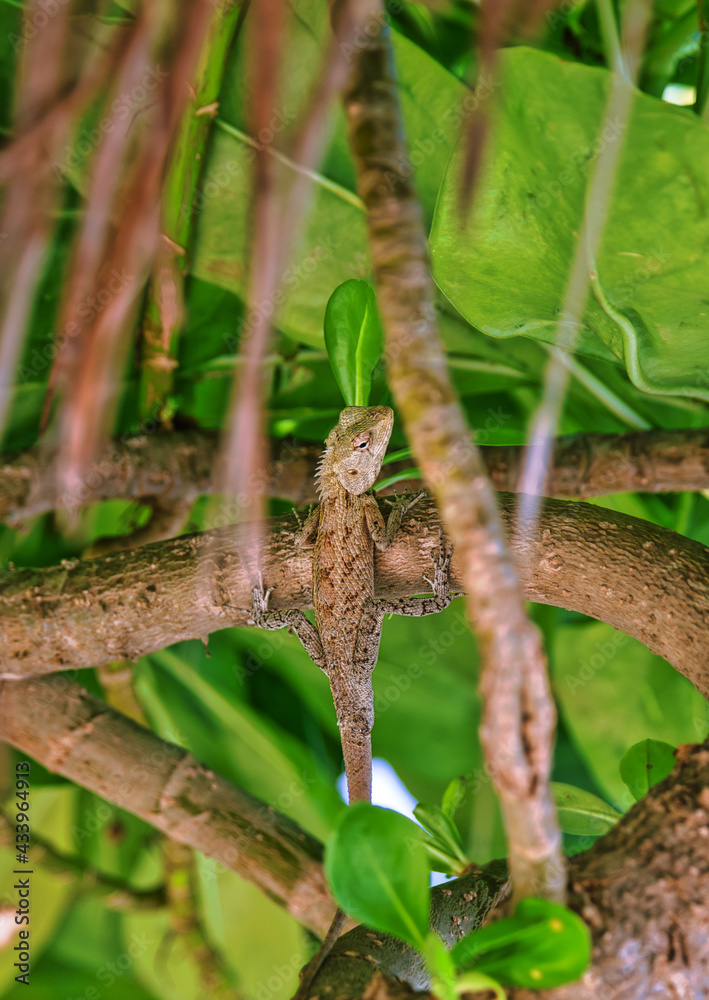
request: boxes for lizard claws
[423,530,453,596]
[252,573,274,620]
[385,487,426,512]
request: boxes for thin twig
[336,0,564,901]
[516,0,651,527]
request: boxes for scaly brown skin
[252,405,453,803]
[251,405,454,990]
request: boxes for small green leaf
[414,803,469,867]
[551,781,624,836]
[325,803,430,949]
[324,279,384,406]
[381,446,412,466]
[619,739,676,801]
[441,777,467,819]
[422,933,458,1000]
[454,972,506,1000]
[451,898,591,989]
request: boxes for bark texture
[1,496,709,699]
[304,741,709,1000]
[2,671,708,999]
[0,674,337,937]
[2,427,708,527]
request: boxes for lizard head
[318,405,394,497]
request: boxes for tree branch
[3,674,708,997]
[0,674,337,938]
[303,741,709,1000]
[2,497,708,699]
[2,426,709,526]
[337,0,563,902]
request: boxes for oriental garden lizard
[250,405,453,990]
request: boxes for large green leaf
[430,46,709,400]
[551,620,709,809]
[451,898,591,989]
[190,28,465,347]
[325,804,430,948]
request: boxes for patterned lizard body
[252,404,454,804]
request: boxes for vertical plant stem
[517,1,651,530]
[696,0,709,118]
[138,0,244,423]
[596,0,628,79]
[336,0,565,902]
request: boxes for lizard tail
[340,727,372,803]
[328,673,374,803]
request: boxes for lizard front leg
[354,540,455,669]
[251,578,326,671]
[362,489,426,552]
[293,505,320,546]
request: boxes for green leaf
[421,933,457,1000]
[430,46,709,399]
[374,468,423,493]
[413,802,469,866]
[441,777,467,819]
[551,620,709,810]
[323,280,384,406]
[619,739,676,801]
[451,898,591,989]
[325,804,430,948]
[552,781,623,836]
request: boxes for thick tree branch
[0,674,337,938]
[1,497,708,699]
[337,0,563,903]
[3,427,709,526]
[2,677,708,998]
[305,742,709,1000]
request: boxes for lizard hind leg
[422,531,454,598]
[250,579,327,671]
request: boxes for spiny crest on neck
[316,405,394,499]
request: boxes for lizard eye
[353,434,371,451]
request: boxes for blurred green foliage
[1,1,709,998]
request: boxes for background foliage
[2,0,709,997]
